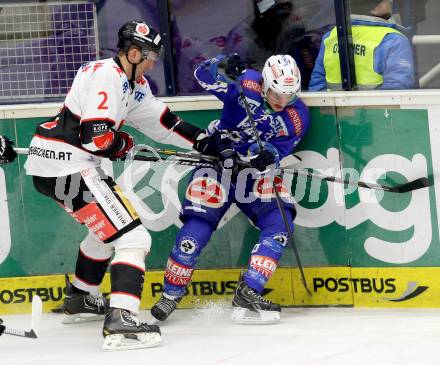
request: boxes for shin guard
[110,248,146,314]
[73,234,113,295]
[243,209,294,293]
[163,217,214,298]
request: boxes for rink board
[0,267,437,314]
[1,91,440,313]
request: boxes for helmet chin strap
[130,63,137,89]
[123,49,143,90]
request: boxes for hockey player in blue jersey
[151,53,310,324]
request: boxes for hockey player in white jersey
[24,20,232,351]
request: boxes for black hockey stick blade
[3,327,37,339]
[281,166,433,194]
[0,295,42,339]
[384,176,432,193]
[0,318,37,338]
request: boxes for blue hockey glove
[248,142,280,172]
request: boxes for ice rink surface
[1,304,440,365]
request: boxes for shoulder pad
[80,60,105,75]
[82,59,125,82]
[241,69,263,96]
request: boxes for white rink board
[1,90,440,120]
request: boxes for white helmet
[262,55,301,100]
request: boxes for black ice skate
[102,308,161,351]
[62,274,108,324]
[231,281,281,324]
[150,295,182,322]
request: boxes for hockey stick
[134,147,433,193]
[0,295,42,339]
[139,146,305,163]
[279,165,433,194]
[139,147,219,162]
[13,146,216,165]
[14,147,432,193]
[136,147,432,193]
[132,153,215,168]
[13,147,30,155]
[231,81,312,296]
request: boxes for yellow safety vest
[323,25,402,90]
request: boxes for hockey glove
[217,53,246,83]
[110,131,134,161]
[248,142,280,172]
[0,135,17,165]
[193,129,225,156]
[194,130,239,172]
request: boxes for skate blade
[62,313,105,324]
[231,307,280,325]
[102,332,162,351]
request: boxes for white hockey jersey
[25,58,192,177]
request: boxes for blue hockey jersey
[194,58,310,160]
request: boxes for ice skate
[231,281,281,324]
[150,294,182,322]
[102,308,161,351]
[62,275,108,324]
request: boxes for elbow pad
[160,108,202,143]
[80,119,122,154]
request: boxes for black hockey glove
[250,148,277,172]
[0,135,17,165]
[193,129,225,156]
[193,130,239,172]
[109,131,135,161]
[218,53,246,82]
[0,318,5,336]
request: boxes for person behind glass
[309,0,415,91]
[223,0,335,90]
[150,54,310,324]
[0,136,17,165]
[24,20,227,351]
[223,1,307,79]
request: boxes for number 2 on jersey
[97,91,108,110]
